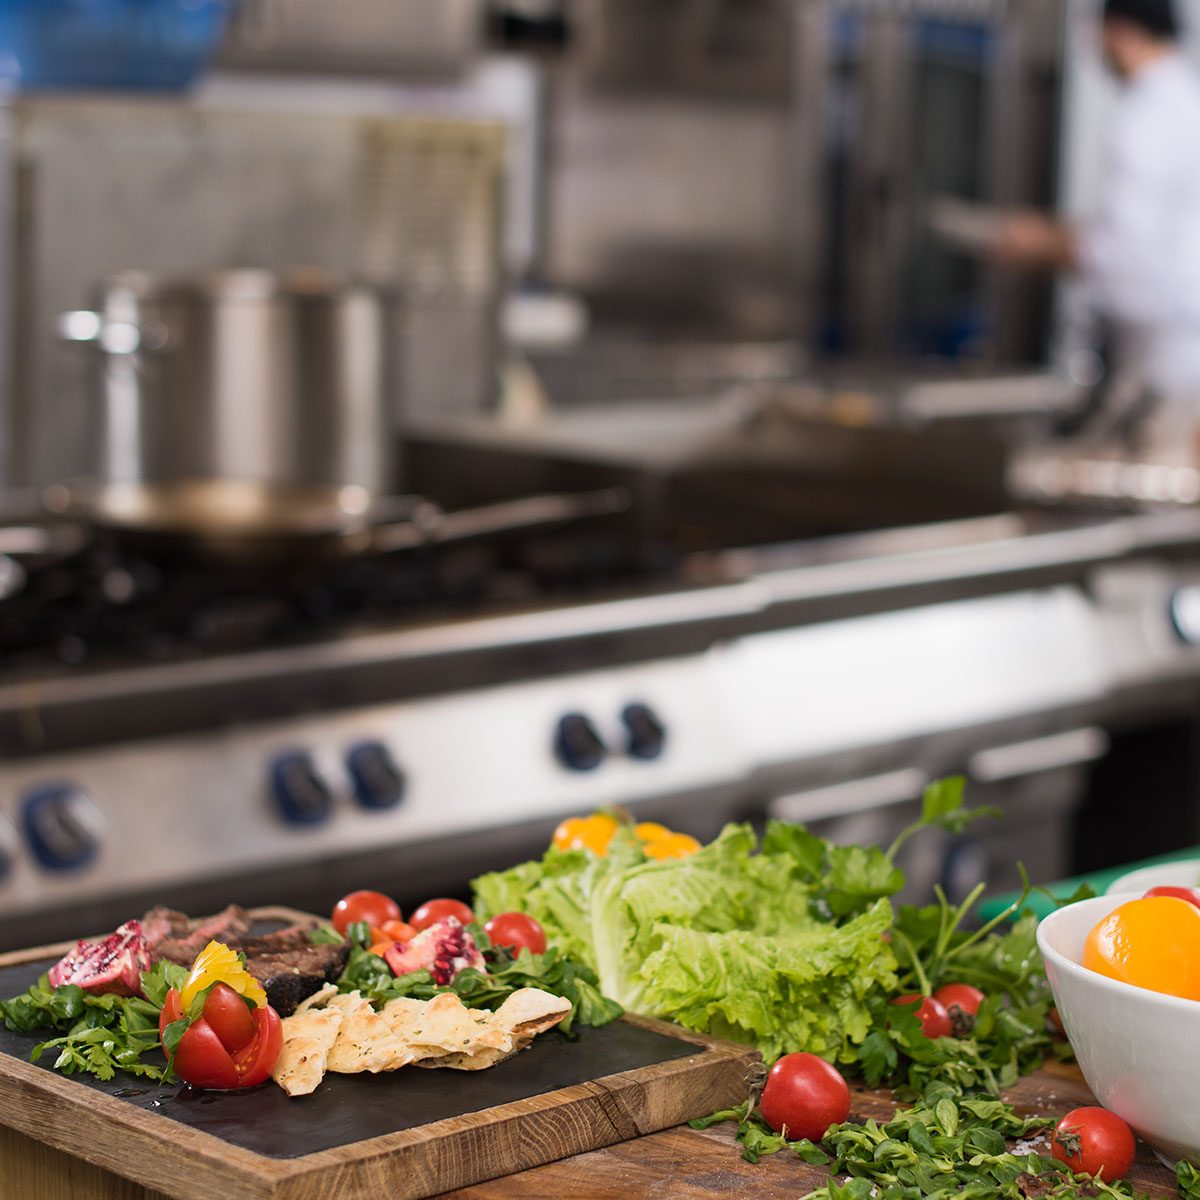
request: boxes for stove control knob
[271,752,334,826]
[0,816,18,883]
[1170,586,1200,643]
[554,713,606,772]
[346,741,407,811]
[621,702,667,761]
[21,783,104,871]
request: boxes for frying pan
[42,479,630,567]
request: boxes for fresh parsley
[696,1083,1149,1200]
[0,961,186,1083]
[803,1082,1147,1200]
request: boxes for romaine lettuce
[472,820,900,1062]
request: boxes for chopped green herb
[0,962,184,1083]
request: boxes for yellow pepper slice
[643,833,701,860]
[179,940,267,1011]
[551,813,619,856]
[634,821,673,843]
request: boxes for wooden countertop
[0,1044,1180,1198]
[439,1061,1181,1199]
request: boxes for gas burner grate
[0,528,671,680]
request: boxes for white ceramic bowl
[1106,860,1200,895]
[1037,893,1200,1165]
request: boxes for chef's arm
[992,213,1080,272]
[994,111,1178,325]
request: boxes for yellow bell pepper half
[179,940,268,1011]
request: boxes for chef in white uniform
[995,0,1200,454]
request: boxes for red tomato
[201,982,257,1054]
[1052,1107,1136,1180]
[409,898,475,932]
[230,1006,284,1089]
[1144,885,1200,911]
[933,983,985,1034]
[759,1053,851,1141]
[173,1017,242,1090]
[892,993,953,1039]
[159,986,183,1039]
[332,890,402,935]
[484,912,547,955]
[159,985,283,1090]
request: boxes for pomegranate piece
[48,919,152,997]
[385,917,486,986]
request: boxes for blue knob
[271,752,334,826]
[346,741,407,811]
[622,702,667,761]
[22,782,102,871]
[554,713,606,772]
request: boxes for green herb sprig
[0,961,186,1083]
[695,1083,1149,1200]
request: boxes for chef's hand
[991,211,1079,271]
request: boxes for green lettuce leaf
[473,819,903,1062]
[633,898,897,1063]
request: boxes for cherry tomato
[933,983,985,1034]
[409,898,475,932]
[759,1052,851,1141]
[892,993,953,1039]
[1052,1107,1136,1180]
[159,986,183,1039]
[332,890,402,935]
[159,985,283,1090]
[173,1016,242,1090]
[1144,885,1200,911]
[201,981,257,1054]
[231,1006,284,1089]
[485,912,547,955]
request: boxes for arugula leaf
[1178,1161,1200,1200]
[307,925,345,946]
[335,926,623,1034]
[688,1096,830,1165]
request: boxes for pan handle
[364,488,631,555]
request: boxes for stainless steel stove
[4,432,1200,947]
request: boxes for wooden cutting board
[0,909,758,1200]
[437,1060,1182,1199]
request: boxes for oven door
[764,727,1108,904]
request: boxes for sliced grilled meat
[247,942,350,1016]
[141,908,346,1014]
[142,904,253,964]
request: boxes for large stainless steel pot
[59,269,401,492]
